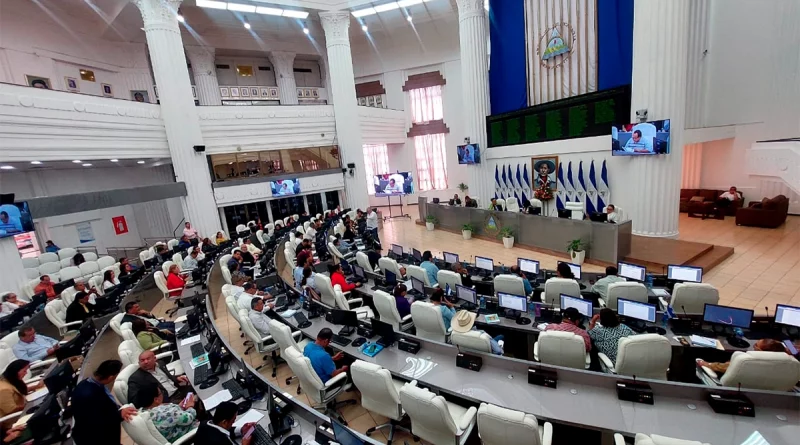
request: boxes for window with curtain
[409,85,444,123]
[414,133,448,191]
[362,144,390,194]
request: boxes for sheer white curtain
[414,133,448,191]
[409,86,444,123]
[362,144,390,194]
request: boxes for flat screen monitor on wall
[270,179,300,196]
[457,144,481,164]
[373,172,414,197]
[0,202,35,239]
[612,119,670,156]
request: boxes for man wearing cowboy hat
[534,159,557,190]
[451,310,504,355]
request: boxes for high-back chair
[40,252,60,264]
[97,256,116,270]
[437,270,462,291]
[495,198,506,211]
[60,258,72,268]
[24,268,40,279]
[332,287,373,319]
[411,301,449,342]
[266,223,275,237]
[139,249,153,265]
[79,261,100,278]
[219,254,233,284]
[154,271,183,317]
[161,260,174,276]
[351,360,414,442]
[373,290,413,331]
[57,248,77,261]
[282,347,354,424]
[21,257,40,269]
[89,275,105,296]
[602,282,648,310]
[44,299,82,336]
[83,252,98,262]
[109,313,126,338]
[121,405,197,445]
[598,334,672,380]
[314,274,343,307]
[112,364,139,405]
[450,330,493,354]
[407,265,436,287]
[238,309,282,376]
[477,403,553,445]
[166,239,179,250]
[697,351,800,391]
[543,278,581,306]
[379,257,404,279]
[493,275,526,296]
[37,262,61,277]
[534,331,590,369]
[356,252,376,272]
[268,320,309,392]
[328,241,354,264]
[505,197,521,212]
[399,383,477,445]
[59,266,81,282]
[668,283,719,314]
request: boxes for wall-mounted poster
[25,75,51,89]
[75,222,95,244]
[65,77,79,92]
[101,83,113,97]
[131,90,149,103]
[112,216,128,235]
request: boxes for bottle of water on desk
[479,296,486,310]
[645,274,654,289]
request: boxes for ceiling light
[30,161,42,165]
[72,160,82,163]
[110,159,118,163]
[137,160,145,164]
[398,0,424,6]
[375,2,400,13]
[362,24,368,32]
[303,26,309,34]
[282,10,309,19]
[196,0,227,9]
[243,19,251,29]
[82,163,92,167]
[227,3,256,13]
[352,8,376,18]
[177,13,185,23]
[255,6,283,16]
[407,15,413,22]
[0,166,15,170]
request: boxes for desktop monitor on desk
[443,252,459,264]
[410,276,425,295]
[331,309,359,335]
[475,256,494,274]
[518,258,540,275]
[560,294,592,318]
[667,265,703,283]
[618,298,656,323]
[332,419,365,445]
[703,304,753,330]
[53,279,75,296]
[775,304,800,328]
[618,262,646,282]
[455,285,477,306]
[412,248,422,262]
[558,261,582,279]
[391,244,404,257]
[352,264,366,280]
[371,317,396,347]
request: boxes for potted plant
[461,223,475,240]
[457,183,469,193]
[566,239,588,265]
[425,215,438,231]
[499,227,514,248]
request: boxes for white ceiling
[0,159,172,172]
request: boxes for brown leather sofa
[735,195,789,228]
[680,189,743,216]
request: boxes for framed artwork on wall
[531,156,559,191]
[220,87,230,97]
[191,86,197,98]
[130,90,149,103]
[376,96,383,108]
[65,77,79,92]
[367,96,375,107]
[358,97,366,106]
[241,87,250,97]
[231,87,240,97]
[153,86,159,98]
[101,83,113,97]
[25,75,51,89]
[312,89,319,98]
[260,88,270,97]
[250,87,259,97]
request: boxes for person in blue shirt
[509,265,533,296]
[177,235,192,250]
[44,240,59,253]
[303,328,348,383]
[623,130,653,153]
[430,289,456,330]
[419,251,439,285]
[12,327,59,362]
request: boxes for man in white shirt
[304,220,319,241]
[606,204,619,223]
[182,250,199,270]
[366,208,379,240]
[248,298,273,337]
[237,282,273,311]
[129,350,190,406]
[590,266,626,299]
[383,178,403,193]
[717,186,741,207]
[182,222,199,240]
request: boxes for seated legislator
[248,226,263,250]
[166,264,187,297]
[588,309,635,365]
[33,275,57,300]
[544,307,591,352]
[1,293,26,315]
[556,262,576,280]
[590,266,625,300]
[177,235,192,250]
[0,360,37,425]
[122,302,176,338]
[301,267,317,292]
[194,401,255,445]
[238,282,273,311]
[304,328,349,383]
[12,327,59,362]
[419,251,440,285]
[451,310,504,355]
[248,298,274,337]
[623,129,653,153]
[66,291,96,324]
[452,194,462,206]
[509,265,533,295]
[216,231,227,245]
[295,238,312,256]
[294,251,313,288]
[139,384,198,443]
[698,339,789,375]
[464,195,478,208]
[182,250,200,271]
[183,222,199,241]
[430,289,456,330]
[71,360,138,445]
[102,269,120,290]
[451,263,474,287]
[329,263,362,292]
[128,350,191,408]
[488,198,504,211]
[605,204,620,223]
[717,186,742,207]
[132,318,168,351]
[393,284,412,318]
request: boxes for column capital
[269,51,296,78]
[456,0,486,21]
[132,0,183,29]
[319,11,351,47]
[185,45,216,76]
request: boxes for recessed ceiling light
[30,161,42,165]
[196,0,227,9]
[82,163,92,167]
[227,3,256,13]
[256,7,283,16]
[0,165,15,170]
[352,8,376,18]
[362,24,368,32]
[110,159,119,162]
[303,27,309,34]
[177,13,185,23]
[72,160,82,163]
[137,160,145,164]
[282,10,309,19]
[407,15,413,22]
[243,19,251,30]
[375,2,400,13]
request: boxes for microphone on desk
[681,305,689,319]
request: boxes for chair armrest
[172,427,198,445]
[0,411,23,425]
[63,321,83,328]
[291,331,302,340]
[401,314,413,323]
[30,358,57,369]
[658,296,669,311]
[166,288,184,293]
[24,376,43,385]
[457,406,477,432]
[322,372,349,398]
[598,298,607,308]
[541,422,553,445]
[260,335,274,343]
[700,365,721,385]
[598,353,616,373]
[155,351,175,361]
[346,298,364,309]
[614,433,627,445]
[149,343,172,352]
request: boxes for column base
[632,230,679,239]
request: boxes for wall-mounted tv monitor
[373,172,414,197]
[270,179,300,196]
[0,202,35,239]
[457,144,481,164]
[612,119,670,156]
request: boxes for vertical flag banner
[566,161,576,203]
[598,160,609,210]
[522,164,531,192]
[494,164,501,197]
[588,160,599,214]
[576,161,587,208]
[556,163,566,210]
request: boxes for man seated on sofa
[716,186,741,207]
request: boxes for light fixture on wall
[110,159,119,163]
[137,160,145,164]
[30,161,42,165]
[303,23,309,34]
[82,163,92,167]
[243,18,251,29]
[406,15,413,22]
[362,24,368,32]
[72,160,82,164]
[177,12,185,23]
[0,166,14,170]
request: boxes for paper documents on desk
[280,309,297,318]
[690,335,718,348]
[203,389,232,411]
[26,387,48,402]
[13,413,32,428]
[233,409,265,429]
[400,357,437,379]
[174,315,188,323]
[180,334,202,346]
[651,289,670,297]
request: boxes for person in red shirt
[165,264,187,298]
[328,263,361,292]
[33,275,57,299]
[544,307,591,352]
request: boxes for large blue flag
[556,163,566,210]
[580,161,596,216]
[515,165,522,191]
[566,161,576,202]
[522,164,530,190]
[501,165,508,189]
[495,164,501,190]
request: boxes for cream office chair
[332,287,374,320]
[59,266,81,282]
[22,278,39,299]
[88,275,105,296]
[0,338,55,374]
[598,334,672,380]
[379,257,404,279]
[121,405,197,445]
[154,271,183,317]
[437,270,462,291]
[238,309,283,376]
[357,252,376,273]
[665,283,719,313]
[83,252,98,262]
[601,282,648,310]
[60,284,80,307]
[614,433,709,445]
[450,330,494,354]
[139,249,154,265]
[477,403,553,445]
[407,265,437,287]
[56,248,76,261]
[351,360,415,442]
[411,301,449,342]
[314,273,349,306]
[268,320,309,393]
[494,275,526,296]
[543,278,581,305]
[373,290,414,332]
[495,198,506,211]
[256,230,267,245]
[112,364,139,405]
[117,340,182,376]
[40,252,60,264]
[266,223,275,237]
[79,261,100,278]
[534,331,590,369]
[0,331,20,349]
[283,217,291,227]
[97,256,116,270]
[109,313,126,338]
[38,262,61,277]
[505,197,521,212]
[400,383,477,445]
[24,268,40,279]
[21,257,39,269]
[44,299,83,336]
[328,242,354,265]
[167,238,179,250]
[303,221,311,232]
[60,258,72,268]
[283,347,355,424]
[219,254,233,284]
[697,351,800,391]
[161,260,174,276]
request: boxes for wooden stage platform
[624,236,734,274]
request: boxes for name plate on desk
[456,353,482,372]
[527,367,558,388]
[707,392,755,417]
[616,381,654,405]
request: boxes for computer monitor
[385,270,397,286]
[53,279,75,296]
[455,285,477,305]
[352,264,365,280]
[331,309,359,327]
[775,304,800,328]
[412,248,422,262]
[617,262,646,282]
[517,258,540,275]
[617,298,657,323]
[410,276,425,294]
[475,256,494,272]
[498,292,527,312]
[702,304,753,329]
[43,360,74,394]
[443,252,459,264]
[667,265,703,283]
[558,261,582,279]
[332,419,365,445]
[560,294,592,317]
[391,244,403,257]
[371,317,396,346]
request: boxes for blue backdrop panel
[488,0,528,115]
[597,0,633,90]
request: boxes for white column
[185,45,222,106]
[626,0,689,237]
[456,0,491,204]
[270,51,298,105]
[132,0,220,237]
[218,207,229,237]
[319,11,368,210]
[0,238,25,296]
